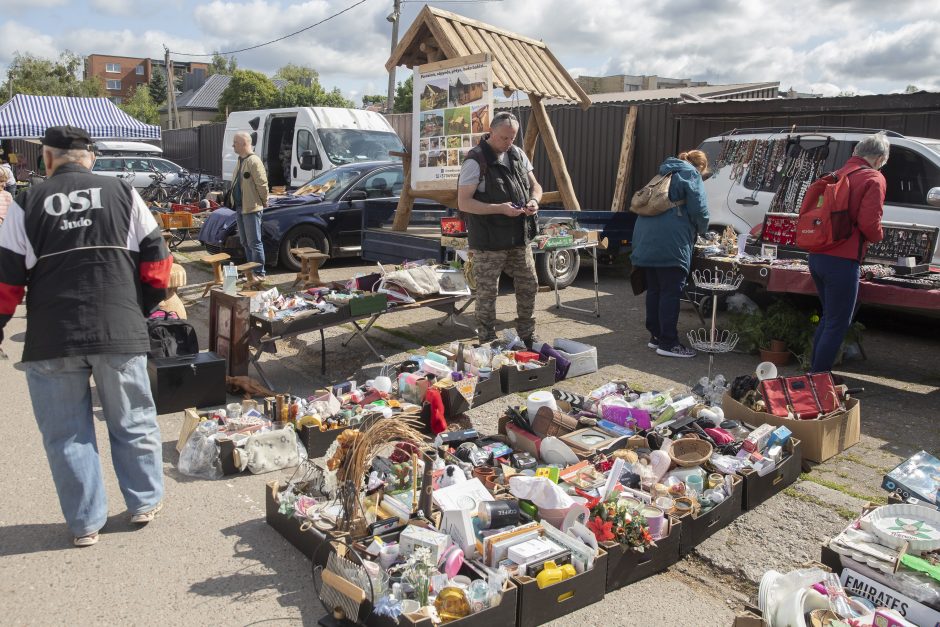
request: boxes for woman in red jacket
[809,132,888,372]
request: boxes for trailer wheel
[280,225,329,272]
[535,248,581,289]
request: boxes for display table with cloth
[691,253,940,314]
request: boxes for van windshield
[293,168,362,200]
[317,129,404,165]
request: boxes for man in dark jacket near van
[457,112,542,345]
[0,126,172,547]
[809,132,887,372]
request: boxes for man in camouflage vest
[457,112,542,346]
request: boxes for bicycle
[139,171,169,204]
[160,171,202,205]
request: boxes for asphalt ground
[1,239,937,626]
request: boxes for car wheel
[535,248,581,289]
[280,225,329,272]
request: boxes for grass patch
[783,487,857,520]
[837,453,891,474]
[371,324,429,347]
[800,473,887,505]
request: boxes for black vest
[464,139,536,251]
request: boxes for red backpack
[795,166,868,251]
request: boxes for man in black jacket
[457,112,542,345]
[0,126,172,547]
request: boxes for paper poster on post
[412,53,493,192]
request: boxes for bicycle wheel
[153,187,168,204]
[179,187,199,205]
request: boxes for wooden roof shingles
[387,5,590,109]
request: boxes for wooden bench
[289,248,330,288]
[237,262,263,287]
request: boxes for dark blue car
[204,161,445,271]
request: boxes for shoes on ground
[647,336,659,349]
[130,501,164,525]
[656,343,696,358]
[73,532,99,547]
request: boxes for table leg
[346,316,386,361]
[551,251,561,310]
[438,296,476,329]
[320,328,326,375]
[592,246,600,317]
[249,343,276,391]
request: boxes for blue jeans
[644,266,688,348]
[235,210,265,275]
[25,353,164,537]
[809,254,860,373]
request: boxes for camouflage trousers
[470,246,538,342]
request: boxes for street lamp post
[385,0,401,113]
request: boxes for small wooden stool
[237,262,263,287]
[201,252,231,296]
[290,248,329,288]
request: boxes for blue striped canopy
[0,94,161,139]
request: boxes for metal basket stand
[687,268,743,379]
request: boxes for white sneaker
[130,501,164,525]
[73,532,99,547]
[656,344,696,358]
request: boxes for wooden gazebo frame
[386,5,591,230]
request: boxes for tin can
[478,499,520,529]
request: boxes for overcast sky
[1,0,938,102]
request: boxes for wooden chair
[289,248,330,288]
[201,252,231,296]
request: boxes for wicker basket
[668,437,713,468]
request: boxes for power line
[171,0,371,57]
[402,1,504,3]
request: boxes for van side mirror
[927,187,940,207]
[248,117,260,130]
[300,150,315,171]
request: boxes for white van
[222,107,404,189]
[697,128,940,263]
[94,140,163,156]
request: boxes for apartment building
[84,54,209,104]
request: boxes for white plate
[539,437,579,465]
[860,503,940,552]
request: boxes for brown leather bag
[630,173,686,216]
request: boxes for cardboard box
[264,481,330,564]
[441,371,503,417]
[513,549,607,627]
[678,474,743,556]
[367,564,518,627]
[177,407,205,453]
[722,393,860,464]
[603,517,681,592]
[740,438,803,510]
[147,351,227,415]
[299,424,345,459]
[500,358,556,394]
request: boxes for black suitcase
[147,351,227,414]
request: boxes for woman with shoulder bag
[630,150,710,358]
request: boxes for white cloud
[0,21,60,74]
[0,0,67,10]
[90,0,135,16]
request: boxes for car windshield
[293,168,363,200]
[317,129,404,165]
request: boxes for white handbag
[241,427,302,474]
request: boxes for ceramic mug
[654,496,675,514]
[707,473,723,489]
[685,474,704,495]
[641,505,667,540]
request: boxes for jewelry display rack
[687,268,743,379]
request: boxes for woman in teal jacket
[631,150,710,358]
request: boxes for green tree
[273,82,324,108]
[393,76,413,113]
[904,84,920,94]
[217,69,279,115]
[119,84,160,125]
[208,52,238,76]
[361,94,387,108]
[1,51,104,103]
[274,63,319,87]
[148,66,168,104]
[320,87,354,108]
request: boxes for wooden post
[610,106,638,212]
[529,95,580,211]
[391,151,415,231]
[522,111,540,160]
